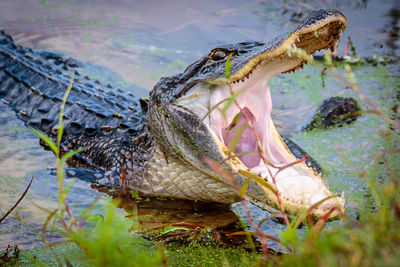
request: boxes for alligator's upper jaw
[208,13,347,218]
[229,10,347,83]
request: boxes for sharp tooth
[296,37,300,42]
[280,55,284,61]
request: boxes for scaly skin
[0,9,347,218]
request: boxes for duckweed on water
[290,64,399,205]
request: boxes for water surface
[0,0,399,249]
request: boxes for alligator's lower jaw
[208,57,345,218]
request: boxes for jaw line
[208,56,345,216]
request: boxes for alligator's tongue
[222,107,260,168]
[210,81,291,170]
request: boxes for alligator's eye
[211,50,227,61]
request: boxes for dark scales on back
[0,32,153,187]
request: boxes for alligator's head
[149,9,347,219]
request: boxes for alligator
[0,9,347,219]
[302,96,360,131]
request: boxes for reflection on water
[384,8,400,54]
[0,0,398,89]
[98,187,238,230]
[0,0,399,249]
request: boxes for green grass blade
[64,178,77,196]
[225,53,233,78]
[61,146,87,162]
[30,127,58,156]
[238,169,277,194]
[228,124,246,152]
[57,71,75,152]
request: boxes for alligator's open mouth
[209,16,346,218]
[176,11,347,218]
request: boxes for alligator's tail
[0,29,70,135]
[0,29,142,138]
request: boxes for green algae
[5,237,156,267]
[165,243,259,267]
[2,200,256,267]
[271,63,400,267]
[6,237,258,267]
[283,63,399,205]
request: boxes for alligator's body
[0,9,347,218]
[0,32,154,186]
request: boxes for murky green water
[0,0,399,249]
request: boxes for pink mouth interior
[209,67,291,170]
[222,107,260,168]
